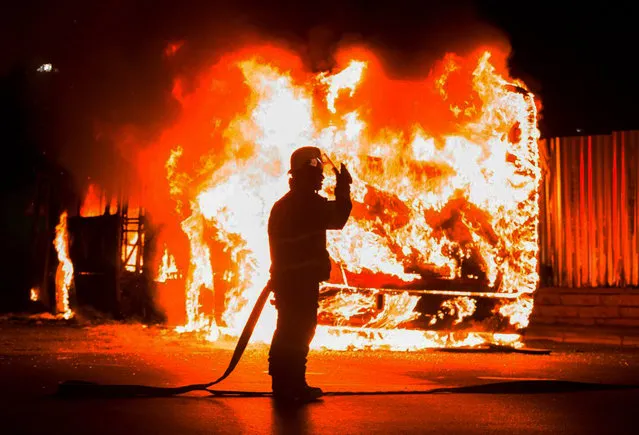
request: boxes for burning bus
[52,43,541,350]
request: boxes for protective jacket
[268,186,352,284]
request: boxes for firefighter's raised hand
[334,163,352,200]
[333,163,353,185]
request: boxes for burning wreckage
[50,44,541,351]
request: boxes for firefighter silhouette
[268,146,353,402]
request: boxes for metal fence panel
[539,131,639,287]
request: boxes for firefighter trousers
[268,279,320,387]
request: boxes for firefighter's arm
[325,163,353,230]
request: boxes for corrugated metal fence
[539,131,639,287]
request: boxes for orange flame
[80,184,103,217]
[54,211,74,319]
[80,183,119,217]
[431,296,478,326]
[123,232,145,273]
[497,296,534,329]
[174,202,217,337]
[30,287,40,302]
[156,246,180,282]
[139,44,540,349]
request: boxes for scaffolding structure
[120,202,146,275]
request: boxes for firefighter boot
[271,374,323,403]
[292,367,323,401]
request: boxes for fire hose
[57,282,474,399]
[58,283,274,398]
[57,282,635,399]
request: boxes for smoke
[2,0,511,199]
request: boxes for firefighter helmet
[289,146,324,174]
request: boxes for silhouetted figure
[268,146,352,403]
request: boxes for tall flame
[174,202,218,339]
[138,45,540,349]
[54,211,74,319]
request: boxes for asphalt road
[1,322,639,434]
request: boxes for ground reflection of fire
[61,43,541,350]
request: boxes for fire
[319,60,366,113]
[30,287,40,302]
[136,44,540,349]
[80,184,104,217]
[431,297,478,326]
[310,328,523,351]
[497,296,534,329]
[174,205,216,334]
[156,247,180,282]
[54,211,74,319]
[123,232,144,273]
[80,183,120,217]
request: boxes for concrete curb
[525,324,639,347]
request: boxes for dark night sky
[1,0,638,187]
[0,0,637,309]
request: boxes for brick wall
[531,287,639,327]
